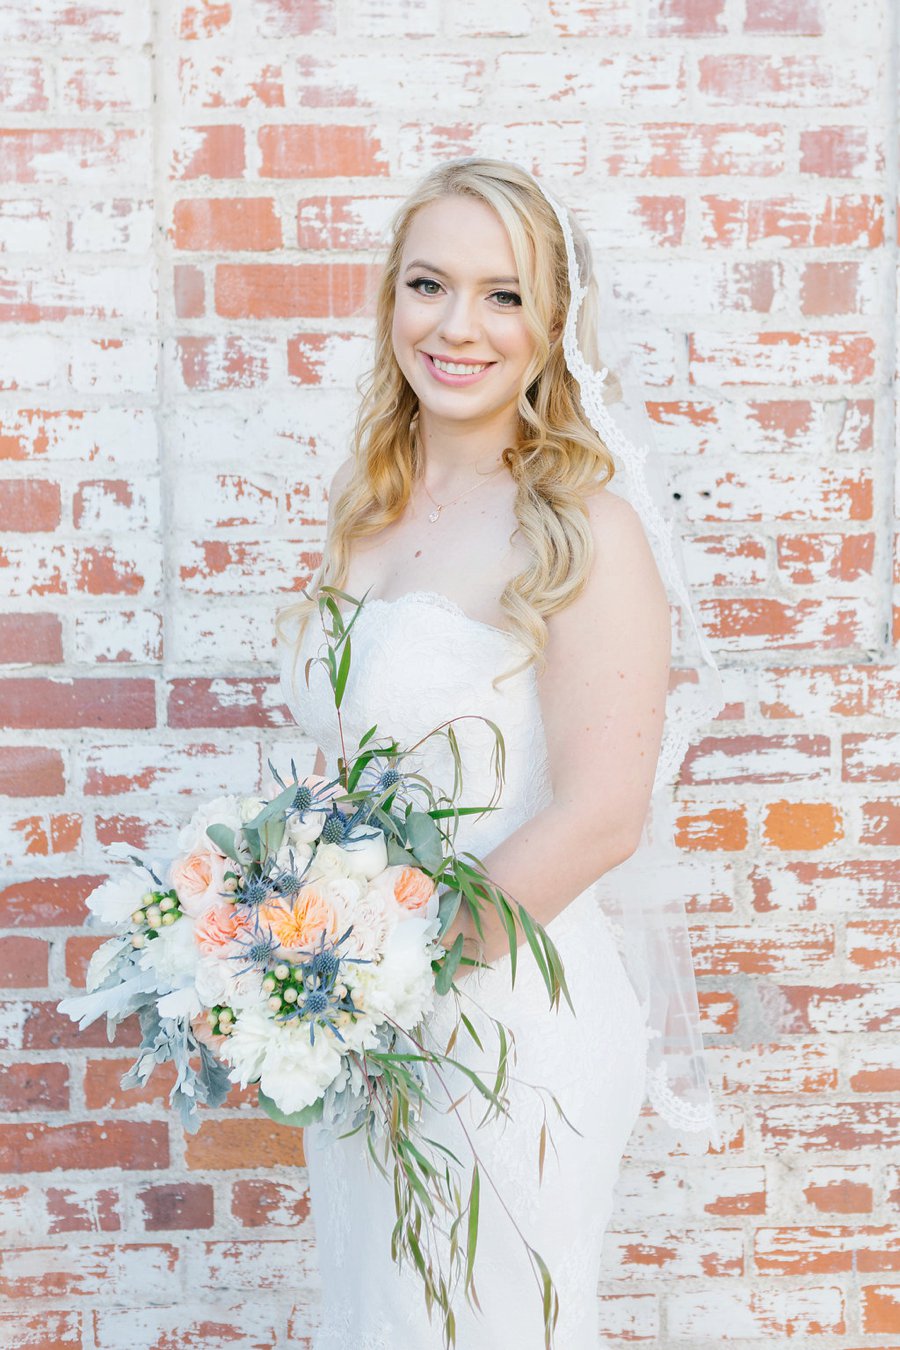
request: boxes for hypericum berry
[262,975,276,993]
[274,962,290,980]
[290,966,304,980]
[131,933,146,948]
[160,912,177,926]
[145,905,162,927]
[282,986,299,1004]
[159,896,176,912]
[267,995,283,1013]
[131,909,145,925]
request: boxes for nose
[436,290,482,346]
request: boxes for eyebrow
[404,259,520,286]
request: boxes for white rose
[307,842,355,883]
[178,794,243,856]
[336,825,388,881]
[239,796,266,823]
[356,917,438,1030]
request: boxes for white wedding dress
[279,590,651,1350]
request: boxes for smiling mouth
[425,353,495,374]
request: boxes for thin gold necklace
[420,455,509,524]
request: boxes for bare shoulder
[546,486,669,653]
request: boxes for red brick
[0,746,65,796]
[0,128,146,185]
[0,873,100,927]
[800,260,865,315]
[167,677,285,727]
[800,126,883,178]
[0,1242,178,1299]
[647,0,726,35]
[214,261,377,319]
[0,479,60,530]
[177,336,273,390]
[231,1177,310,1227]
[173,264,205,318]
[258,124,388,177]
[744,0,823,31]
[185,1118,308,1169]
[777,531,874,585]
[7,1001,140,1052]
[674,804,748,851]
[861,1284,900,1333]
[699,193,884,248]
[0,1121,168,1172]
[180,1,233,39]
[0,612,62,663]
[137,1181,214,1230]
[0,935,49,987]
[755,1224,900,1274]
[0,1061,68,1110]
[173,197,282,251]
[64,935,106,986]
[254,0,335,36]
[0,677,156,729]
[172,126,245,180]
[860,799,900,846]
[803,1167,873,1214]
[0,1310,82,1349]
[46,1185,121,1234]
[762,800,844,850]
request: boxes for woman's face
[392,195,536,435]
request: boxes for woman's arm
[439,490,672,966]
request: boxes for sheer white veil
[514,164,727,1155]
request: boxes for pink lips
[420,351,495,386]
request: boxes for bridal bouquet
[58,586,572,1349]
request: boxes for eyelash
[405,277,522,308]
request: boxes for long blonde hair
[276,157,618,694]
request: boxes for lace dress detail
[281,593,651,1349]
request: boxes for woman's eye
[493,290,522,307]
[406,279,521,307]
[407,278,442,295]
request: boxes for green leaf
[465,1162,480,1288]
[257,1086,323,1128]
[333,632,352,708]
[205,823,240,861]
[434,933,463,995]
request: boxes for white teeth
[431,356,488,375]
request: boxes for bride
[277,158,700,1349]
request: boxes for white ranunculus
[178,794,243,857]
[219,1004,277,1088]
[361,916,439,1030]
[338,826,388,881]
[258,1022,343,1115]
[137,916,199,991]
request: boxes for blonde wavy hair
[276,156,619,695]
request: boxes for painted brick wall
[0,0,897,1346]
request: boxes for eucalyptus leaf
[205,823,240,861]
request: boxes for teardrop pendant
[428,508,441,523]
